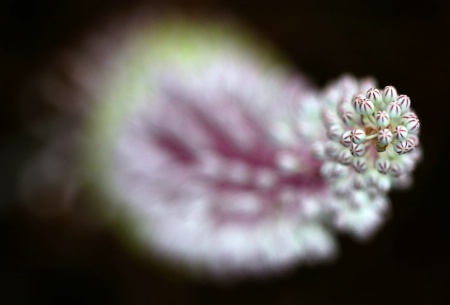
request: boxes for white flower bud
[331,163,349,178]
[389,163,404,177]
[320,161,335,179]
[393,140,412,155]
[325,141,341,158]
[375,158,391,174]
[406,137,416,150]
[357,98,375,115]
[350,129,366,144]
[401,112,418,120]
[321,162,348,179]
[340,130,352,147]
[366,88,383,107]
[352,94,365,111]
[377,128,393,146]
[350,143,365,157]
[337,148,353,165]
[352,157,367,173]
[396,95,411,114]
[383,86,398,104]
[340,111,355,126]
[403,117,420,133]
[375,110,390,128]
[327,124,344,141]
[387,101,402,119]
[407,134,419,146]
[393,125,408,141]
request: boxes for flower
[19,16,421,280]
[312,76,422,237]
[80,19,337,279]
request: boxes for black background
[1,0,450,304]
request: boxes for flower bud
[396,95,411,114]
[320,161,335,179]
[406,137,416,149]
[325,141,341,158]
[366,88,383,107]
[403,117,420,133]
[350,143,365,157]
[407,134,419,146]
[393,125,408,141]
[330,162,349,178]
[383,86,398,104]
[352,157,367,173]
[401,112,418,120]
[350,129,366,144]
[321,162,348,179]
[340,111,355,126]
[393,140,412,154]
[340,130,352,147]
[375,110,390,128]
[375,158,391,174]
[389,163,404,177]
[352,94,364,111]
[357,99,375,115]
[377,128,393,146]
[337,149,353,165]
[387,101,402,119]
[327,124,344,141]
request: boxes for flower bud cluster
[315,76,422,205]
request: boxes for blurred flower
[20,14,421,280]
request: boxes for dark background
[1,0,450,304]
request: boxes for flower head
[313,76,422,236]
[31,18,339,279]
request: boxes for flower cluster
[315,76,421,204]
